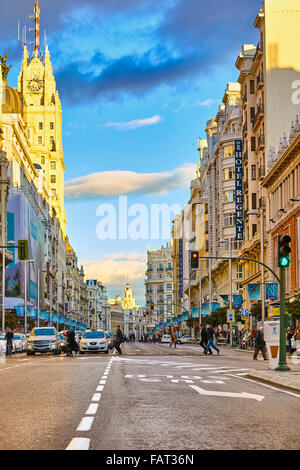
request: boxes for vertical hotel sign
[179,238,183,298]
[235,139,243,241]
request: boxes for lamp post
[24,259,35,334]
[248,209,265,323]
[1,241,16,332]
[219,239,233,346]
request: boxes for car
[176,335,195,344]
[79,330,108,354]
[26,327,61,355]
[12,334,24,352]
[161,334,171,344]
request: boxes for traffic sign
[227,309,235,323]
[241,309,249,320]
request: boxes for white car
[79,330,108,354]
[26,327,61,355]
[176,335,195,344]
[161,334,171,344]
[12,334,24,352]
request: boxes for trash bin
[264,321,280,370]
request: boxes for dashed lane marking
[85,404,99,415]
[66,438,90,451]
[91,393,101,402]
[76,417,94,432]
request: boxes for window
[50,122,54,130]
[51,175,56,184]
[250,80,255,94]
[251,165,256,180]
[224,167,235,180]
[166,284,172,290]
[166,295,172,302]
[252,224,257,236]
[251,137,256,151]
[205,240,209,252]
[205,221,209,234]
[224,213,236,227]
[205,203,208,214]
[50,161,56,170]
[41,155,45,165]
[38,136,43,145]
[224,190,235,203]
[39,122,43,130]
[237,265,243,279]
[252,193,257,210]
[250,107,255,122]
[224,145,234,158]
[52,189,56,196]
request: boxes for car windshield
[84,331,104,339]
[31,328,56,336]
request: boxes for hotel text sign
[235,139,243,241]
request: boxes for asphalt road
[0,343,300,450]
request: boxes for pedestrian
[200,325,211,354]
[287,327,293,353]
[170,330,177,348]
[114,325,123,355]
[5,328,14,356]
[294,328,300,351]
[253,326,267,360]
[205,324,220,355]
[66,328,77,356]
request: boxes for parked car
[161,334,171,344]
[79,330,108,354]
[26,327,61,355]
[176,335,195,344]
[12,334,24,352]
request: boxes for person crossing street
[253,326,267,360]
[205,325,220,355]
[114,325,123,355]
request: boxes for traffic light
[18,240,28,260]
[191,251,199,269]
[150,302,154,311]
[278,235,291,268]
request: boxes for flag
[248,284,261,300]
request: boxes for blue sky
[2,0,262,303]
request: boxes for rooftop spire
[30,0,44,61]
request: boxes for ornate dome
[1,81,22,114]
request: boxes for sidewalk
[247,365,300,393]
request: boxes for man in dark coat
[114,325,123,355]
[66,328,77,356]
[200,325,211,354]
[253,326,267,360]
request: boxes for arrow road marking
[190,384,265,402]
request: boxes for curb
[247,369,300,393]
[234,349,254,354]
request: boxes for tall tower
[18,0,66,236]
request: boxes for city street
[0,344,299,450]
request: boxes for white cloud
[65,163,196,200]
[80,252,147,303]
[102,114,162,130]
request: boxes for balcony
[243,93,248,107]
[257,134,265,151]
[243,150,248,164]
[243,122,248,135]
[252,104,264,131]
[244,208,249,219]
[243,179,248,192]
[258,165,265,179]
[256,73,264,90]
[258,196,266,208]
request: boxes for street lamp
[248,209,265,323]
[24,259,35,334]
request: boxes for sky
[2,0,262,304]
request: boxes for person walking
[66,328,77,356]
[114,325,123,355]
[200,325,211,355]
[5,328,14,356]
[170,330,177,348]
[205,325,220,355]
[253,326,267,360]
